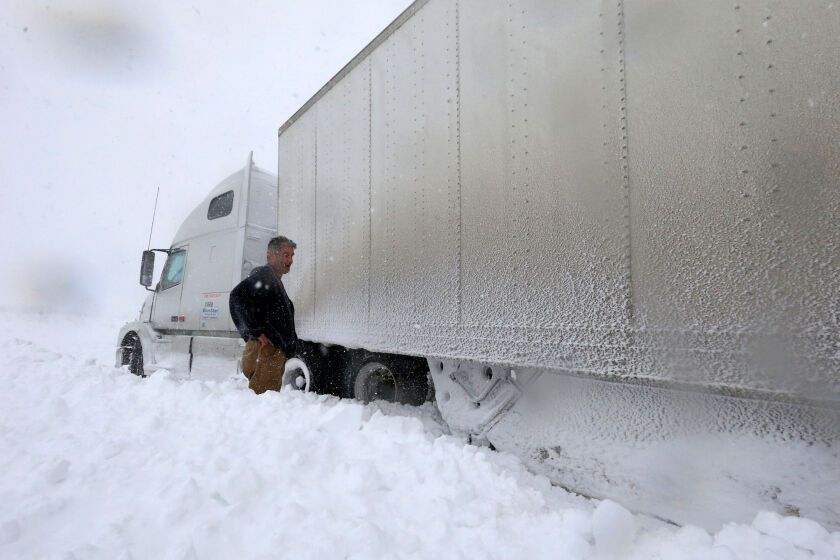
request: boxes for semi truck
[118,0,840,530]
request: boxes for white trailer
[119,0,840,530]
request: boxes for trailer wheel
[120,333,145,377]
[282,344,327,394]
[282,357,314,393]
[343,353,428,406]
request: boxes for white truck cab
[117,154,277,377]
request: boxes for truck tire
[282,343,328,394]
[120,333,145,377]
[342,352,428,406]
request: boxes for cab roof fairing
[170,163,277,248]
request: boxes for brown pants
[242,340,287,394]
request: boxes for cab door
[150,246,188,331]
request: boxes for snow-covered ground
[1,309,838,559]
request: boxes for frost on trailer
[277,0,840,529]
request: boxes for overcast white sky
[0,0,412,317]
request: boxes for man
[229,236,298,394]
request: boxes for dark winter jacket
[229,265,297,355]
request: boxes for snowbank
[0,310,837,559]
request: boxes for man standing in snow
[229,236,298,394]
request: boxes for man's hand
[258,334,273,348]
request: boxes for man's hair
[267,236,297,254]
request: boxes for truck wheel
[282,357,314,393]
[343,353,428,406]
[282,344,326,393]
[120,333,145,377]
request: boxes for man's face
[269,245,295,275]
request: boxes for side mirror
[140,250,155,287]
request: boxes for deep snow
[0,309,838,559]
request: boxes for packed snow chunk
[315,400,365,433]
[553,509,593,558]
[753,511,835,556]
[0,520,21,545]
[146,367,174,382]
[592,499,636,555]
[669,525,715,552]
[41,458,71,485]
[713,522,811,560]
[363,409,428,441]
[630,524,736,560]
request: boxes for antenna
[147,186,160,250]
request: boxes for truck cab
[118,154,277,377]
